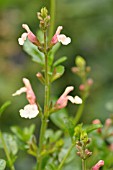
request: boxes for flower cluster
[18,25,71,47]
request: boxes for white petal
[56,26,63,35]
[67,96,75,103]
[74,96,82,104]
[18,38,24,45]
[22,24,31,33]
[19,104,39,119]
[57,34,71,45]
[18,33,28,45]
[12,87,27,96]
[68,96,82,104]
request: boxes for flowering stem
[74,99,85,126]
[49,0,56,41]
[38,31,50,170]
[58,143,74,170]
[82,159,86,170]
[0,131,15,170]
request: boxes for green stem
[38,31,50,170]
[82,159,86,170]
[0,132,15,170]
[49,0,56,41]
[58,144,74,170]
[74,100,85,126]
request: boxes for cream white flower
[55,86,82,109]
[19,104,39,119]
[12,87,27,96]
[18,33,28,45]
[51,26,71,45]
[18,24,40,46]
[57,34,71,45]
[68,95,82,104]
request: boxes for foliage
[0,2,113,170]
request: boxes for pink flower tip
[92,160,104,170]
[51,26,71,45]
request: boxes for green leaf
[0,159,6,170]
[23,39,44,65]
[50,109,68,129]
[50,130,63,143]
[45,163,57,170]
[48,51,54,66]
[51,42,61,54]
[1,133,18,155]
[0,101,11,117]
[53,56,67,67]
[11,124,35,142]
[51,65,65,82]
[85,124,103,133]
[47,43,61,67]
[64,118,75,137]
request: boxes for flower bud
[76,56,86,68]
[92,160,104,170]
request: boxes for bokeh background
[0,0,113,129]
[0,0,113,169]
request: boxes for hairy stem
[58,144,74,170]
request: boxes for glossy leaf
[11,124,35,142]
[23,39,44,65]
[85,124,103,133]
[0,133,18,155]
[51,65,65,82]
[53,56,67,67]
[50,109,68,129]
[0,159,6,170]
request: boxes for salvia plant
[0,6,113,170]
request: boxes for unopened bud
[85,149,92,157]
[71,67,79,73]
[92,160,104,170]
[87,78,93,86]
[76,56,86,68]
[79,84,85,91]
[105,118,112,127]
[36,72,45,84]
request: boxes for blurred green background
[0,0,113,130]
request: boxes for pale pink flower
[51,26,71,45]
[18,24,40,46]
[19,104,39,119]
[92,160,104,170]
[13,78,36,104]
[12,78,39,119]
[55,86,82,109]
